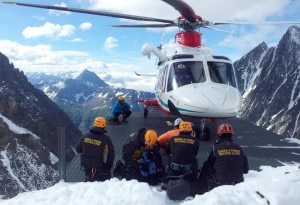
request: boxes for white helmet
[174,118,183,126]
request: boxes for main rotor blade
[204,26,238,35]
[214,21,300,25]
[3,1,174,24]
[162,0,196,23]
[111,23,177,28]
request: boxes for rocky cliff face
[0,52,82,198]
[235,26,300,138]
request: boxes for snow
[0,148,28,191]
[0,164,299,205]
[0,113,58,163]
[0,114,40,139]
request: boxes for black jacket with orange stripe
[75,126,115,172]
[204,137,249,184]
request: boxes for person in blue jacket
[109,96,132,124]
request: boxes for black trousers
[114,110,132,119]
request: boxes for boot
[109,117,121,125]
[122,114,128,123]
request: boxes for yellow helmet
[144,130,157,147]
[93,117,106,128]
[179,121,193,132]
[118,96,125,103]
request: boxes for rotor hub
[175,32,201,47]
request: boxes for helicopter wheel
[143,108,149,118]
[192,126,200,140]
[198,127,210,141]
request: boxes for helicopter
[3,0,300,140]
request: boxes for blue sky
[0,0,299,91]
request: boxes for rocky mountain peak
[0,52,82,197]
[76,69,108,87]
[235,25,300,139]
[281,25,300,45]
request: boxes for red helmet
[217,124,234,135]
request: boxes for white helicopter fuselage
[148,42,242,119]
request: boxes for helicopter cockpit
[167,61,205,91]
[207,61,237,87]
[166,60,237,92]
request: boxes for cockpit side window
[167,61,206,90]
[208,61,237,87]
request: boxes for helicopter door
[158,64,169,93]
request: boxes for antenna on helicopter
[155,32,165,65]
[157,32,165,51]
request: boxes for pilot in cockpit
[175,64,193,87]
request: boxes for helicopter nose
[176,84,241,117]
[201,84,240,107]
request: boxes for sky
[0,0,300,91]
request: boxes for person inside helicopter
[175,63,194,87]
[167,61,206,91]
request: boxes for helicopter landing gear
[196,119,210,141]
[168,100,181,116]
[144,107,149,118]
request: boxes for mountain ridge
[235,25,300,138]
[0,52,82,198]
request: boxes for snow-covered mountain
[0,52,82,198]
[235,26,300,139]
[27,69,155,132]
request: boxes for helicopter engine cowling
[141,43,168,61]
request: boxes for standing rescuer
[201,123,249,191]
[76,117,115,182]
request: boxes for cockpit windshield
[167,61,205,91]
[208,61,237,88]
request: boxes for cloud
[0,39,155,91]
[69,38,83,42]
[22,22,76,39]
[0,40,89,71]
[88,0,292,22]
[218,24,289,53]
[79,22,92,31]
[103,36,118,51]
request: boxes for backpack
[139,150,158,177]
